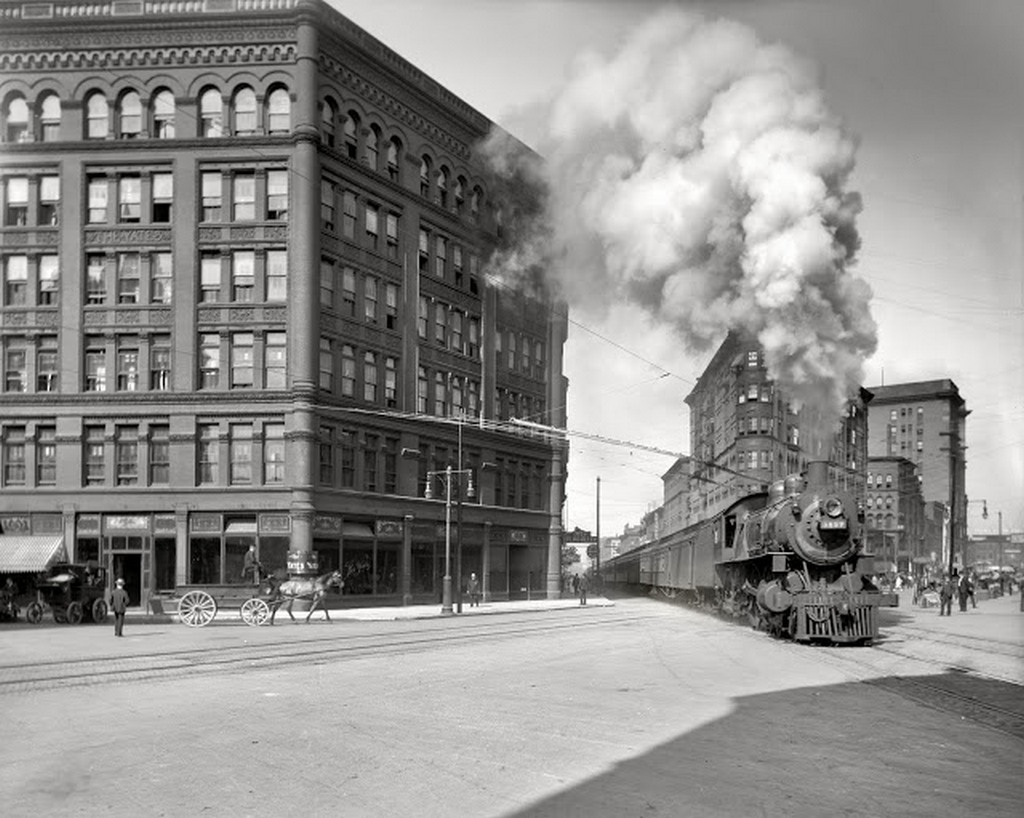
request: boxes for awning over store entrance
[0,534,67,573]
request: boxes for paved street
[1,595,1020,817]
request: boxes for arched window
[85,92,109,139]
[38,93,61,142]
[343,111,359,159]
[199,88,222,137]
[386,137,401,181]
[454,176,466,214]
[267,87,290,134]
[233,86,256,136]
[152,90,175,139]
[365,125,380,171]
[320,99,336,147]
[419,156,432,198]
[118,90,142,139]
[4,96,29,143]
[437,166,449,207]
[470,185,482,221]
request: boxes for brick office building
[0,0,568,610]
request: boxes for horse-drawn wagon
[25,563,109,625]
[174,570,344,627]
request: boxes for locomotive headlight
[823,497,844,518]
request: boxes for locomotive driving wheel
[26,601,43,624]
[66,601,84,624]
[178,590,217,627]
[240,598,271,627]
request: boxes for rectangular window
[266,169,288,221]
[149,424,170,485]
[201,172,222,222]
[320,258,334,307]
[39,175,59,225]
[200,252,221,302]
[231,250,255,302]
[364,275,378,323]
[341,267,356,317]
[417,367,428,413]
[151,252,172,304]
[453,245,463,286]
[435,303,447,346]
[3,255,27,306]
[265,332,286,388]
[3,426,26,485]
[84,342,107,392]
[319,337,333,392]
[36,426,56,485]
[363,351,378,402]
[88,177,108,224]
[319,425,334,485]
[385,212,398,259]
[362,433,378,492]
[115,425,139,486]
[152,172,173,222]
[340,430,355,488]
[385,283,398,330]
[116,343,139,391]
[4,343,26,393]
[341,344,355,397]
[468,317,480,359]
[417,296,428,339]
[365,204,379,248]
[199,333,220,389]
[418,229,429,274]
[150,335,171,390]
[385,357,397,408]
[198,423,219,485]
[84,425,105,486]
[230,333,254,388]
[435,235,446,277]
[5,177,28,226]
[116,252,141,304]
[233,174,255,221]
[230,424,253,485]
[266,249,287,302]
[264,423,285,484]
[118,176,141,222]
[37,343,57,392]
[434,372,446,415]
[321,180,335,231]
[343,191,356,239]
[451,310,463,353]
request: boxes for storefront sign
[105,515,150,531]
[0,516,31,534]
[190,513,222,533]
[313,515,342,535]
[260,514,291,533]
[376,519,403,539]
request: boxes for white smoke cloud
[476,7,877,443]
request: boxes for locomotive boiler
[602,461,889,644]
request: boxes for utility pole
[595,476,601,582]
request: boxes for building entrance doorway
[110,553,142,608]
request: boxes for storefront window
[225,536,252,585]
[154,537,175,591]
[411,542,435,594]
[189,537,220,584]
[342,543,373,594]
[376,545,399,595]
[260,536,289,579]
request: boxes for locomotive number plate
[819,519,848,529]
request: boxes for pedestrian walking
[572,574,579,596]
[957,573,970,612]
[938,576,953,616]
[966,573,976,609]
[110,578,129,637]
[578,572,589,606]
[466,572,481,607]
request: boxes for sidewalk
[880,588,1023,646]
[126,594,614,625]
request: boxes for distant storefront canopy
[0,535,67,573]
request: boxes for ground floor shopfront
[0,508,554,612]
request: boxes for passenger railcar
[603,461,889,644]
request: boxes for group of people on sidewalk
[937,572,979,616]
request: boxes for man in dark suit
[110,578,129,636]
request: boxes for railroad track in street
[0,610,652,694]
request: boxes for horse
[266,570,344,624]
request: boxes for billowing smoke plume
[476,8,877,449]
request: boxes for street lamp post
[425,464,475,615]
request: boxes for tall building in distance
[683,332,869,527]
[0,0,568,610]
[865,380,969,570]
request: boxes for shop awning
[0,534,67,573]
[342,522,376,539]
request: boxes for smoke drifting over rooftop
[477,8,877,442]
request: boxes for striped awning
[0,535,67,573]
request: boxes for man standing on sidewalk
[939,575,953,616]
[111,578,129,637]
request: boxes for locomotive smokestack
[806,461,830,488]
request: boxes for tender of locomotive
[603,461,890,644]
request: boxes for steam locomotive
[602,461,892,644]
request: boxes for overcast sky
[330,0,1024,540]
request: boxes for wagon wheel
[92,598,108,623]
[178,590,217,627]
[26,602,43,624]
[66,601,84,625]
[240,598,271,627]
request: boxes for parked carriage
[25,563,109,625]
[175,570,344,627]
